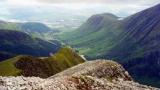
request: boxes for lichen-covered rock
[0,76,44,90]
[0,60,159,90]
[51,60,132,81]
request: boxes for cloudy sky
[0,0,160,22]
[1,0,159,7]
[38,0,159,5]
[1,0,159,6]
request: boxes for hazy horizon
[0,0,160,30]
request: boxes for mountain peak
[84,13,119,31]
[99,13,118,18]
[88,13,118,22]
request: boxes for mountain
[0,5,113,32]
[0,47,85,78]
[20,22,53,33]
[0,21,60,40]
[102,4,160,87]
[58,13,122,58]
[0,29,61,61]
[0,60,157,90]
[19,22,60,39]
[58,4,160,87]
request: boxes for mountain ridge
[0,21,60,40]
[0,47,85,77]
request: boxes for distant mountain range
[0,5,116,31]
[58,4,160,87]
[0,21,60,40]
[0,29,61,61]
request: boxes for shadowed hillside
[0,29,61,61]
[102,4,160,87]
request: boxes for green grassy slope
[0,56,22,76]
[58,13,123,58]
[0,47,85,78]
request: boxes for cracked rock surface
[0,60,159,90]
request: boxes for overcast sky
[38,0,159,5]
[0,0,160,21]
[0,0,160,12]
[1,0,159,6]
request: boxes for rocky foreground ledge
[0,60,159,90]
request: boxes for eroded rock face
[0,60,158,90]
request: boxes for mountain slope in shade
[102,4,160,87]
[0,60,157,90]
[106,4,160,60]
[0,29,61,61]
[0,52,15,61]
[0,47,85,78]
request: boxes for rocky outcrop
[50,60,132,81]
[0,60,158,90]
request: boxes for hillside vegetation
[58,13,123,58]
[0,47,85,78]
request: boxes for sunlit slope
[58,13,123,58]
[0,47,85,78]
